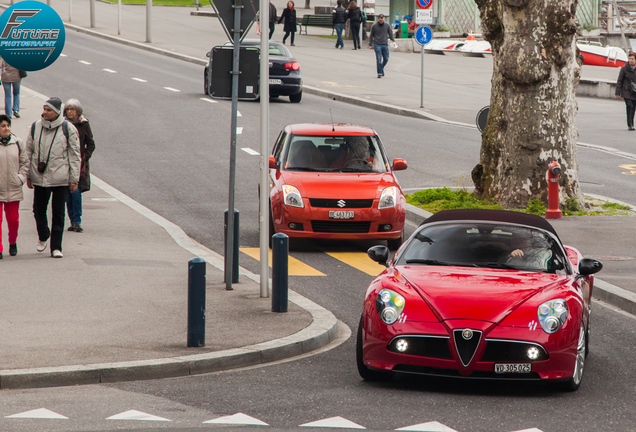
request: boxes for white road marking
[5,408,69,419]
[242,148,260,156]
[396,421,458,432]
[60,54,67,57]
[510,429,544,432]
[237,127,243,134]
[238,111,242,117]
[79,60,91,65]
[204,413,269,425]
[106,410,170,421]
[131,78,147,82]
[300,416,365,429]
[200,97,218,103]
[163,87,180,92]
[103,68,117,73]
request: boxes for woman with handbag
[347,1,363,50]
[0,58,23,119]
[64,99,95,233]
[0,114,29,259]
[615,52,636,130]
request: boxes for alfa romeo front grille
[453,329,482,367]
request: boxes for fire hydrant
[545,162,562,219]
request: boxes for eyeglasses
[66,107,77,111]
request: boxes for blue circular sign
[415,26,433,46]
[0,1,65,71]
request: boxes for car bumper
[273,203,405,241]
[270,77,302,96]
[361,315,578,382]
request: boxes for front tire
[356,316,392,381]
[289,91,302,103]
[204,67,210,96]
[553,321,586,392]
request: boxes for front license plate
[494,363,531,373]
[269,79,282,85]
[329,210,354,219]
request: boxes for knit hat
[45,97,63,114]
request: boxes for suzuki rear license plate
[269,79,282,85]
[329,211,354,219]
[495,363,531,373]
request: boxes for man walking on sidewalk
[333,0,347,49]
[368,14,395,78]
[25,97,81,258]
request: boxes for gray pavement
[0,0,635,389]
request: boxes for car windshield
[282,135,389,173]
[397,222,569,274]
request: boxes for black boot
[9,243,17,256]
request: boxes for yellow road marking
[240,248,325,276]
[325,251,384,276]
[620,164,636,175]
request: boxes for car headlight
[376,289,405,324]
[537,299,568,334]
[282,185,304,208]
[378,186,398,209]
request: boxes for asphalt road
[5,30,636,432]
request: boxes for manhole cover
[586,255,633,261]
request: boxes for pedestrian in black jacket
[333,0,347,49]
[347,1,363,50]
[616,52,636,130]
[268,0,278,39]
[278,1,297,46]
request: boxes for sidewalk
[0,0,634,389]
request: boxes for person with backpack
[333,0,347,49]
[25,97,81,258]
[0,114,29,259]
[347,1,363,50]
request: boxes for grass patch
[406,188,635,217]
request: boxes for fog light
[396,339,408,352]
[527,347,540,360]
[288,222,303,231]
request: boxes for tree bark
[471,0,585,208]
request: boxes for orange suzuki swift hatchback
[268,123,408,249]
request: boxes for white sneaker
[36,240,47,252]
[51,250,63,258]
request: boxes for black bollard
[224,209,240,284]
[271,233,288,313]
[187,257,206,347]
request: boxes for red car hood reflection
[399,266,566,323]
[281,171,397,199]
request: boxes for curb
[404,203,636,316]
[0,176,341,390]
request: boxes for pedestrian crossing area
[1,408,545,431]
[239,248,385,277]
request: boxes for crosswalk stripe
[300,416,365,429]
[240,248,325,276]
[203,413,268,425]
[396,421,458,432]
[5,408,68,419]
[325,251,384,276]
[510,429,544,432]
[106,410,170,421]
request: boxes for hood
[280,171,397,199]
[399,266,566,324]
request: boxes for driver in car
[505,230,553,271]
[330,136,376,169]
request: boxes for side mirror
[269,156,278,169]
[367,245,389,267]
[206,52,211,58]
[392,158,407,171]
[578,258,603,276]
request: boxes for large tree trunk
[471,0,585,208]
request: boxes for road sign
[415,26,433,45]
[476,106,490,133]
[415,9,433,25]
[416,0,432,9]
[211,0,259,43]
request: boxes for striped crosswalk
[239,248,386,277]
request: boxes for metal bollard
[271,233,289,313]
[224,209,240,284]
[187,258,206,347]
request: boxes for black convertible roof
[420,209,559,238]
